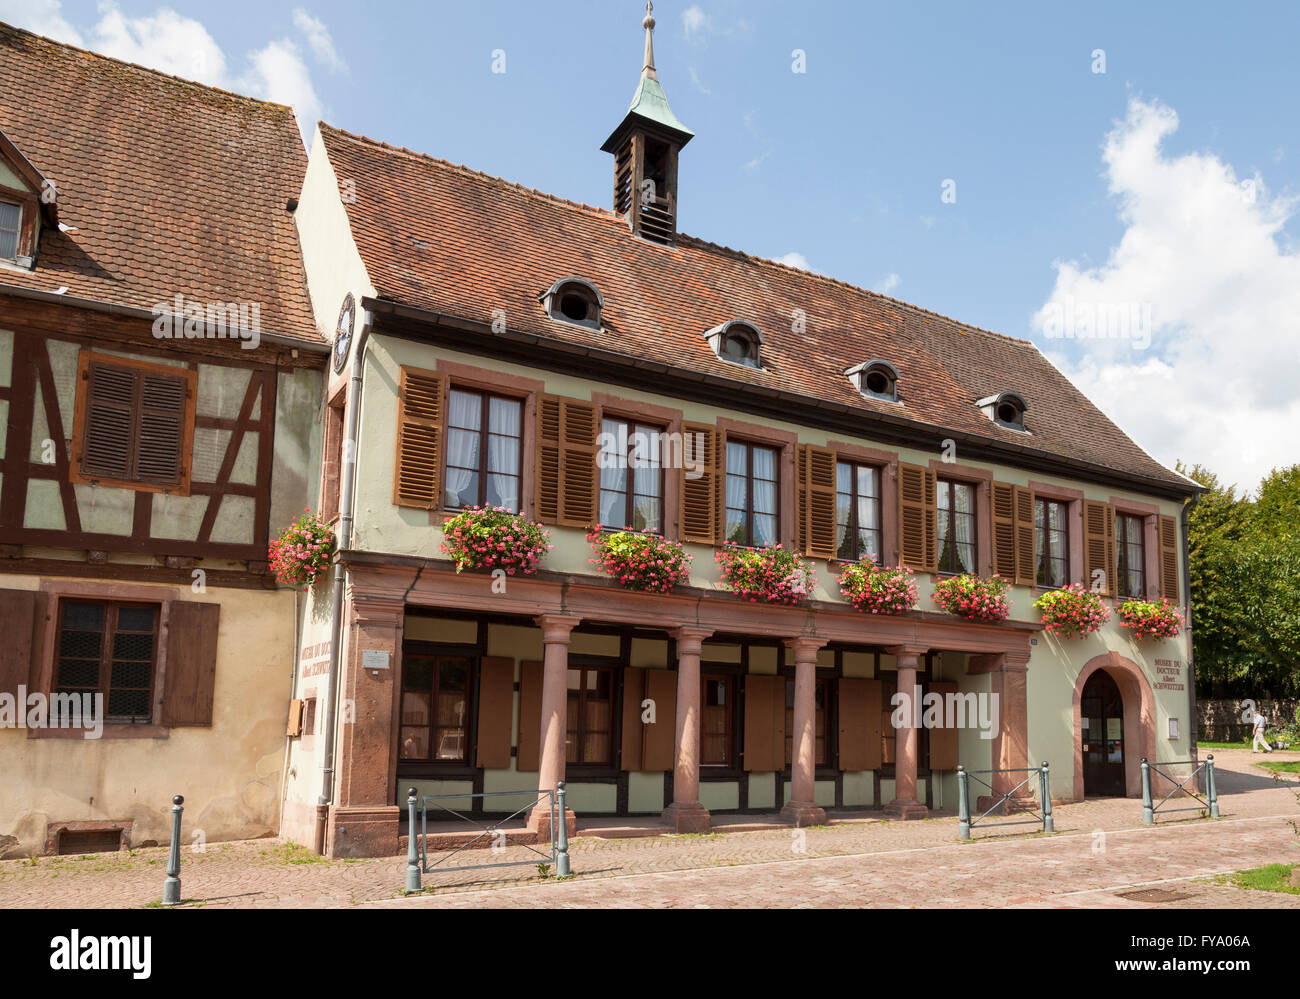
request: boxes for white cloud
[292,7,347,73]
[1034,97,1300,492]
[773,252,809,270]
[682,5,710,42]
[4,0,333,142]
[876,272,901,295]
[686,65,710,95]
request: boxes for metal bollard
[162,795,183,906]
[1040,762,1054,833]
[1206,755,1220,819]
[556,781,571,877]
[406,788,421,892]
[1140,759,1153,825]
[957,766,971,841]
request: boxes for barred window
[54,600,159,723]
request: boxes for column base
[882,798,930,820]
[326,805,400,858]
[661,801,711,833]
[526,806,577,842]
[780,800,827,827]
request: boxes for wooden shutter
[535,395,598,527]
[1158,515,1180,602]
[991,482,1017,579]
[620,667,645,770]
[393,366,445,508]
[0,589,47,696]
[641,668,677,771]
[928,681,959,771]
[898,463,937,572]
[679,422,720,543]
[837,677,883,771]
[1083,500,1116,596]
[286,699,304,737]
[515,660,543,772]
[136,370,189,484]
[475,656,515,769]
[161,601,220,726]
[1013,486,1036,586]
[743,674,785,772]
[797,444,838,559]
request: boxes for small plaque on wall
[362,649,390,671]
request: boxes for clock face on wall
[333,294,355,373]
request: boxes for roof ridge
[0,20,297,115]
[320,122,619,222]
[320,122,1035,350]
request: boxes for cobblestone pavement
[2,748,1296,909]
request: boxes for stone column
[781,636,828,827]
[969,652,1032,812]
[662,627,714,833]
[528,614,581,838]
[885,645,930,819]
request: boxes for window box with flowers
[269,510,336,590]
[439,505,552,575]
[1117,598,1184,641]
[837,559,918,615]
[932,573,1012,623]
[1034,584,1110,638]
[587,528,693,593]
[714,542,815,606]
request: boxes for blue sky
[7,1,1300,491]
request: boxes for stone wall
[1197,699,1299,742]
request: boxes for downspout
[314,310,373,855]
[1182,493,1200,768]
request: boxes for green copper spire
[601,2,693,152]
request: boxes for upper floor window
[704,320,763,369]
[55,600,159,724]
[541,277,603,330]
[567,665,614,766]
[0,200,20,260]
[1116,512,1146,599]
[725,439,779,546]
[846,359,900,403]
[444,388,522,511]
[70,352,197,495]
[598,416,663,532]
[977,391,1028,432]
[1035,498,1069,588]
[937,479,976,574]
[836,460,881,563]
[399,653,470,762]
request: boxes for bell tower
[601,2,694,245]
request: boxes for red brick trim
[1071,651,1156,800]
[43,819,132,856]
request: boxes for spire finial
[642,1,658,81]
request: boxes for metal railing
[405,782,571,892]
[1142,755,1219,824]
[957,763,1054,840]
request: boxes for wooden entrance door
[1081,670,1126,796]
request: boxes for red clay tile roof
[319,123,1191,492]
[0,23,319,341]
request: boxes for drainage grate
[1116,887,1191,903]
[57,829,123,855]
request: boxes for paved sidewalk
[1,748,1295,909]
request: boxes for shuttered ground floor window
[400,654,471,762]
[701,673,735,766]
[567,666,614,765]
[55,600,159,723]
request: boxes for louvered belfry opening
[611,131,680,246]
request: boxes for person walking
[1251,711,1271,753]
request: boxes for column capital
[783,635,827,660]
[671,627,714,653]
[534,614,582,644]
[886,644,928,667]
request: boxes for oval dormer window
[845,359,900,403]
[541,277,603,330]
[977,391,1028,432]
[705,319,763,369]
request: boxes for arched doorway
[1080,670,1125,796]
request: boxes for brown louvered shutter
[927,681,959,770]
[161,601,220,726]
[0,589,47,696]
[991,482,1017,579]
[837,677,879,771]
[81,362,135,480]
[393,366,445,508]
[1013,486,1036,586]
[1158,515,1180,602]
[743,674,786,772]
[641,669,677,771]
[516,660,544,771]
[136,371,188,485]
[620,667,645,770]
[898,463,937,572]
[475,656,515,769]
[1083,500,1116,596]
[679,422,720,543]
[79,359,191,488]
[535,395,598,527]
[797,445,838,559]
